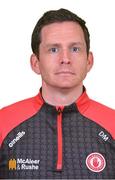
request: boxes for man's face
[31,21,93,89]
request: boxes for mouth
[55,71,75,75]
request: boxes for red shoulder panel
[77,92,115,139]
[0,93,44,147]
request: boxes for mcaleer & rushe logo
[9,159,17,170]
[8,158,40,170]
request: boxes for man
[0,8,115,179]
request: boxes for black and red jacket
[0,87,115,179]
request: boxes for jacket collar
[35,86,90,113]
[76,87,90,113]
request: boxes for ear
[30,54,41,75]
[86,52,94,72]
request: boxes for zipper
[56,106,64,171]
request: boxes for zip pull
[56,106,64,114]
[56,106,64,171]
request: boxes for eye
[49,47,58,53]
[71,47,80,52]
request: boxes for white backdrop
[0,0,115,109]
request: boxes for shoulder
[0,92,44,116]
[83,98,115,139]
[0,95,39,120]
[0,94,43,146]
[86,98,115,119]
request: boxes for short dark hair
[31,8,90,55]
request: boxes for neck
[41,83,83,106]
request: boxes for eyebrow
[44,42,85,48]
[45,43,60,48]
[69,42,85,47]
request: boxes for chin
[55,83,77,89]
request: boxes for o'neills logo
[86,152,106,172]
[9,131,25,148]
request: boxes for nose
[60,49,71,64]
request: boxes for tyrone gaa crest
[86,152,106,172]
